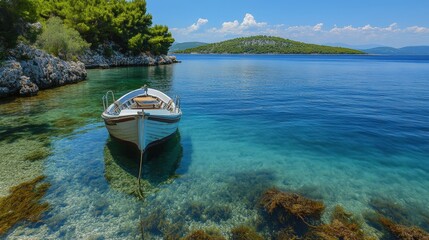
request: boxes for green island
[174,35,364,54]
[0,0,174,59]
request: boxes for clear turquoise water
[1,55,429,238]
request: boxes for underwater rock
[379,217,429,240]
[0,176,50,235]
[230,226,264,240]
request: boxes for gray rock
[0,43,87,98]
[19,76,39,96]
[78,44,179,68]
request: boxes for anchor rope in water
[137,150,145,199]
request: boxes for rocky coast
[0,44,178,98]
[0,44,87,98]
[78,45,178,69]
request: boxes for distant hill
[173,36,364,54]
[364,46,429,55]
[325,43,387,50]
[169,42,208,52]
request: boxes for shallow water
[1,55,429,239]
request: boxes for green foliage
[36,17,90,60]
[0,0,38,57]
[147,25,174,55]
[175,35,364,54]
[35,0,173,55]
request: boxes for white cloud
[242,13,266,28]
[188,18,209,32]
[211,13,267,34]
[405,26,429,33]
[313,23,323,31]
[171,18,208,35]
[171,13,429,47]
[330,23,399,33]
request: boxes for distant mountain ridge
[173,36,364,54]
[363,46,429,55]
[169,42,208,52]
[324,43,387,50]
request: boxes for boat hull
[103,115,180,151]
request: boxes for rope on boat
[137,150,145,199]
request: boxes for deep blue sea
[1,54,429,239]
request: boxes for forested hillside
[0,0,174,60]
[175,36,363,54]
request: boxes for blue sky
[146,0,429,47]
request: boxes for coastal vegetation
[174,35,364,54]
[36,17,90,60]
[0,0,39,59]
[0,0,174,60]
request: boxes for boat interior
[113,95,174,113]
[102,88,180,116]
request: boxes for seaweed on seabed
[260,188,325,226]
[140,208,186,239]
[368,197,413,226]
[379,216,429,240]
[230,225,264,240]
[307,205,375,240]
[0,176,50,235]
[204,204,232,222]
[276,227,300,240]
[181,229,225,240]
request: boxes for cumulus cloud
[313,23,323,31]
[405,26,429,33]
[189,18,209,32]
[172,18,208,35]
[330,23,399,33]
[211,13,267,34]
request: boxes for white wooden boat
[101,86,181,152]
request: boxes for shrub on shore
[36,17,90,60]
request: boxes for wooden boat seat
[132,96,161,109]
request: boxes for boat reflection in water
[103,131,183,196]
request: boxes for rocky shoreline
[0,44,87,98]
[0,44,178,98]
[78,45,178,69]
